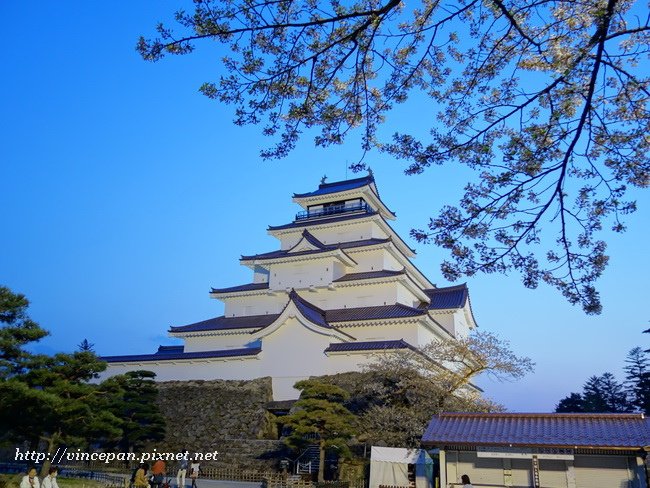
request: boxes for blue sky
[1,1,648,412]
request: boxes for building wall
[254,315,336,399]
[338,321,420,344]
[222,293,286,317]
[183,333,258,352]
[221,280,425,316]
[269,257,340,290]
[276,221,382,250]
[430,310,471,339]
[98,356,264,383]
[441,449,646,488]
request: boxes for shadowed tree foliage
[556,372,631,413]
[624,346,650,413]
[101,370,166,453]
[0,286,49,378]
[138,0,649,314]
[556,332,649,413]
[78,339,95,352]
[555,392,585,413]
[281,380,356,482]
[0,286,122,475]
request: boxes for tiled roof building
[422,412,650,488]
[102,174,478,399]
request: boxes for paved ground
[178,481,261,488]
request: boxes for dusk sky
[1,1,648,413]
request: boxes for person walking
[151,460,166,488]
[42,467,60,488]
[176,450,189,488]
[134,463,150,488]
[188,460,201,488]
[20,467,40,488]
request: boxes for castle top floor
[290,174,396,222]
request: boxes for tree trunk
[318,441,325,482]
[40,436,57,477]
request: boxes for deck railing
[295,203,371,221]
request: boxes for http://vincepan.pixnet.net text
[14,448,219,465]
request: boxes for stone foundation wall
[149,377,285,468]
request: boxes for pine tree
[0,286,122,476]
[582,375,610,412]
[581,373,630,413]
[555,393,584,413]
[600,372,631,412]
[624,346,650,413]
[101,370,166,452]
[281,380,356,482]
[0,286,49,378]
[78,338,95,352]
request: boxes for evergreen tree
[101,370,166,452]
[22,351,122,475]
[0,286,49,378]
[582,375,610,412]
[78,338,95,352]
[282,380,356,482]
[624,346,650,413]
[579,373,630,413]
[555,393,585,413]
[600,372,631,412]
[0,286,122,476]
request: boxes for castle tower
[103,175,477,399]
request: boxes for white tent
[369,447,434,488]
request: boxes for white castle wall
[269,258,338,290]
[276,221,384,250]
[223,294,285,317]
[337,321,420,343]
[98,356,263,383]
[183,333,257,352]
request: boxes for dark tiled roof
[293,176,375,198]
[170,314,279,333]
[424,284,469,309]
[287,291,356,339]
[326,303,426,322]
[268,210,378,231]
[333,269,405,282]
[156,345,184,354]
[102,347,261,363]
[288,290,329,329]
[422,413,650,449]
[210,282,270,294]
[325,339,416,353]
[241,238,389,261]
[171,298,429,336]
[292,230,327,250]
